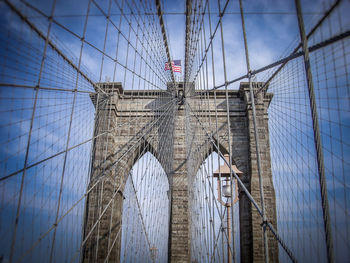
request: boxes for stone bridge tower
[82,82,278,263]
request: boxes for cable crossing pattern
[0,0,349,262]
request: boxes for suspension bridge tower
[83,81,278,262]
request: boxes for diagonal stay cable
[186,134,236,255]
[238,0,269,261]
[129,173,152,254]
[294,0,334,261]
[186,102,298,263]
[187,29,350,98]
[155,0,176,85]
[95,0,172,87]
[14,98,176,263]
[255,0,342,95]
[0,95,176,182]
[210,0,345,92]
[190,0,230,86]
[111,0,172,85]
[17,0,173,95]
[70,141,153,263]
[3,0,102,93]
[199,155,236,259]
[185,0,208,88]
[184,0,192,94]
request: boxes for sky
[161,0,339,89]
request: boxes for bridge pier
[240,83,278,262]
[83,84,124,263]
[168,106,191,262]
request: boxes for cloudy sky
[161,0,338,89]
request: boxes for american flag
[165,60,181,73]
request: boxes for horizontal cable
[186,102,298,263]
[0,83,97,94]
[210,30,350,91]
[0,96,176,182]
[14,99,176,262]
[191,0,230,86]
[18,0,173,93]
[4,0,101,93]
[255,0,341,95]
[25,11,327,18]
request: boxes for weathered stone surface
[83,82,278,263]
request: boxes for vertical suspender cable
[8,0,57,261]
[217,0,236,261]
[206,1,222,260]
[294,0,334,262]
[155,0,176,86]
[255,0,341,96]
[184,0,192,95]
[49,0,92,261]
[238,0,269,262]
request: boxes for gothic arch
[112,138,169,194]
[192,134,247,178]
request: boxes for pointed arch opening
[190,150,241,263]
[120,151,170,262]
